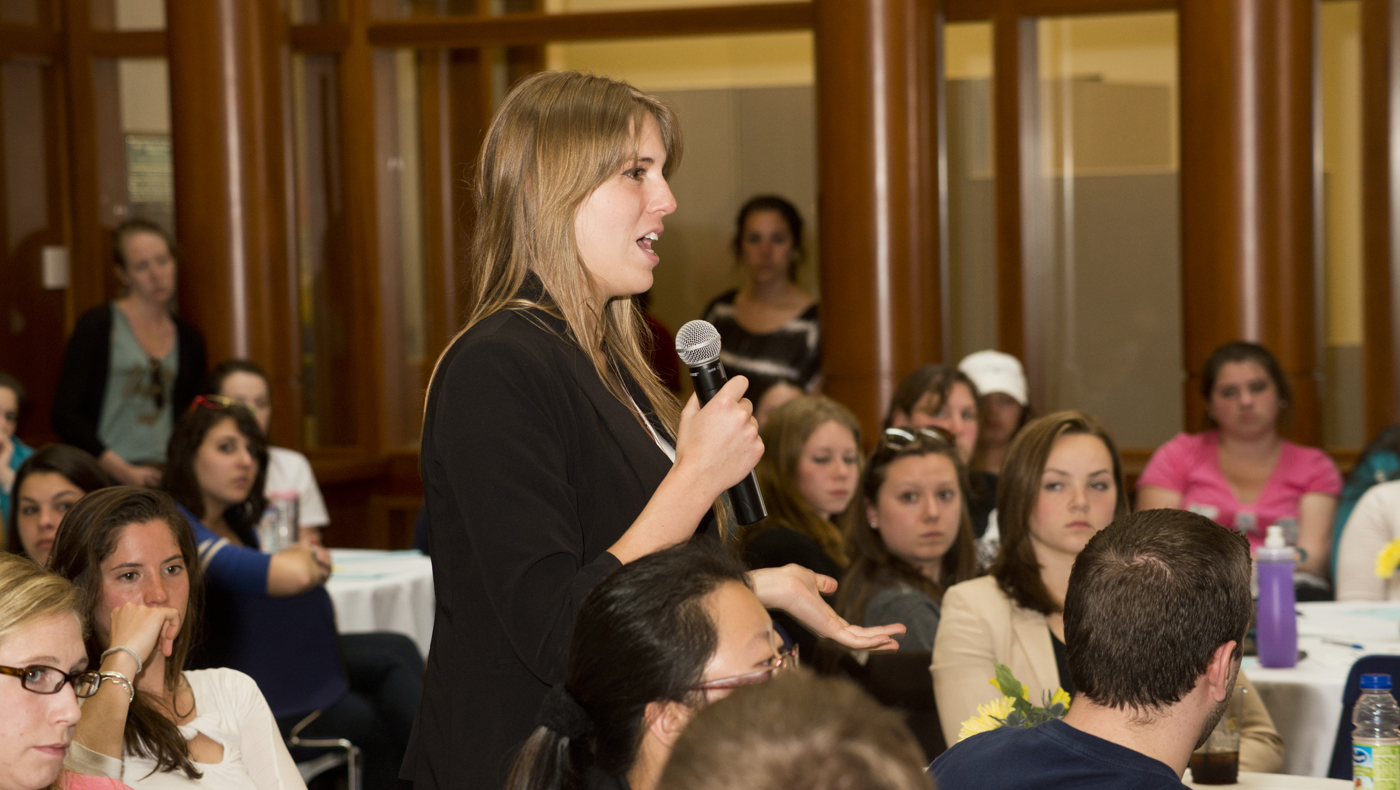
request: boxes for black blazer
[51,303,207,458]
[403,302,696,789]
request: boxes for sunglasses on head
[882,425,956,449]
[190,394,253,416]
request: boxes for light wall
[544,29,817,339]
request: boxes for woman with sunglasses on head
[204,361,329,546]
[930,411,1284,771]
[837,427,981,652]
[48,486,305,790]
[53,221,207,489]
[414,71,899,789]
[164,401,421,790]
[884,365,997,540]
[7,445,111,567]
[506,542,797,790]
[0,552,110,790]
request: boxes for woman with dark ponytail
[507,542,794,790]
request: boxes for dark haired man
[930,509,1253,789]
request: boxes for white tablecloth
[325,548,435,656]
[1184,771,1350,789]
[1243,602,1400,778]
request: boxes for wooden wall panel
[1363,0,1400,438]
[1179,0,1320,443]
[815,0,942,441]
[167,0,298,444]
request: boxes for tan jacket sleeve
[932,578,1006,746]
[1237,672,1284,773]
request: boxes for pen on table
[1322,638,1366,650]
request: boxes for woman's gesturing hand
[106,601,182,668]
[673,375,764,500]
[749,564,904,652]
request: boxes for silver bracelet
[100,646,144,676]
[98,671,134,703]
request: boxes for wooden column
[815,0,941,440]
[167,0,298,444]
[1362,0,1400,438]
[1179,0,1320,444]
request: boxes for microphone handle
[687,359,768,526]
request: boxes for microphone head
[675,320,722,367]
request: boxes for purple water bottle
[1256,525,1298,668]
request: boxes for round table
[1243,602,1400,777]
[325,548,435,657]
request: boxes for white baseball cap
[958,350,1028,407]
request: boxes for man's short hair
[1065,508,1252,712]
[658,670,933,790]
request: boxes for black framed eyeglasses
[882,425,956,449]
[690,645,798,693]
[0,664,102,698]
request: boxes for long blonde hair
[0,554,87,790]
[429,71,684,442]
[739,396,862,567]
[0,553,84,648]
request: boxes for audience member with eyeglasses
[52,220,207,489]
[836,427,981,651]
[506,542,799,790]
[6,444,111,567]
[165,400,421,790]
[0,552,107,790]
[46,487,305,790]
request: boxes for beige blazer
[931,575,1284,773]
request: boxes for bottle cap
[1264,524,1286,549]
[1362,674,1393,690]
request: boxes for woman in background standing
[52,220,206,488]
[701,195,820,396]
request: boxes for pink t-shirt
[1137,431,1342,548]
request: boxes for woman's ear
[866,501,879,530]
[643,699,693,748]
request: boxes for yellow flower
[1051,688,1071,710]
[1377,538,1400,579]
[959,696,1017,742]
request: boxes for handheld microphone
[675,320,768,526]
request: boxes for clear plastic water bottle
[1255,525,1297,668]
[1353,674,1400,789]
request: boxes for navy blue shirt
[930,720,1186,790]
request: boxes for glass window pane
[291,54,359,449]
[90,0,165,30]
[93,57,173,237]
[374,49,428,449]
[944,21,996,362]
[1026,12,1182,450]
[1320,1,1363,450]
[546,32,816,344]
